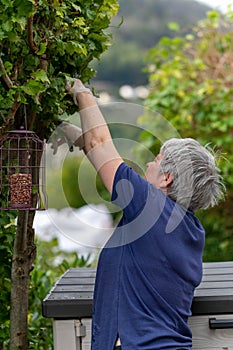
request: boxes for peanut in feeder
[0,127,47,210]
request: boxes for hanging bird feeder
[0,127,47,210]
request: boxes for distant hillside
[93,0,212,87]
[114,0,212,48]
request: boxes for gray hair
[159,138,225,211]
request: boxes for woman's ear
[160,172,173,189]
[165,173,173,187]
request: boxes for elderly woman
[63,78,225,350]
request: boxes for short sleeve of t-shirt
[111,162,151,222]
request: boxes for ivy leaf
[37,42,47,56]
[3,61,13,73]
[65,41,87,55]
[72,17,86,27]
[71,3,81,12]
[2,20,13,32]
[22,80,45,96]
[15,0,34,18]
[32,69,50,83]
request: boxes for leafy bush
[0,211,17,348]
[0,0,119,138]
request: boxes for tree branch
[0,56,21,135]
[27,0,39,53]
[0,100,21,136]
[0,57,13,88]
[27,16,38,52]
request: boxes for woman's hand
[66,77,92,106]
[49,122,84,154]
[66,77,85,94]
[61,122,84,149]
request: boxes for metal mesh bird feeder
[0,127,47,210]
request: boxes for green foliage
[0,0,119,138]
[45,152,111,210]
[62,155,111,208]
[0,211,17,347]
[27,238,92,350]
[140,10,233,261]
[0,234,92,349]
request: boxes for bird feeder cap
[7,127,35,135]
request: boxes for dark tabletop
[42,262,233,319]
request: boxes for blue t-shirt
[91,163,205,350]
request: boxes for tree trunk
[10,209,36,350]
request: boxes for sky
[197,0,233,13]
